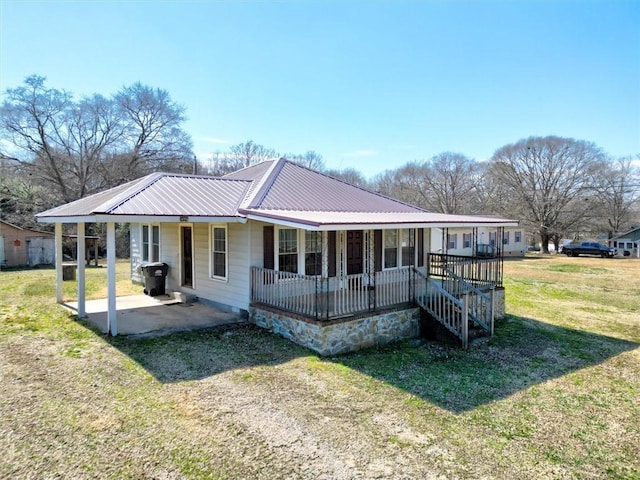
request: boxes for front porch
[250,253,505,354]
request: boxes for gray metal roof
[247,160,422,213]
[36,158,518,229]
[36,173,251,219]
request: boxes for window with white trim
[384,230,398,268]
[463,233,472,248]
[401,229,414,266]
[489,232,496,246]
[279,228,298,273]
[514,231,522,243]
[503,231,510,245]
[211,225,227,279]
[305,231,322,276]
[447,233,457,250]
[142,225,160,262]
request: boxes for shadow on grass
[327,314,638,412]
[103,322,310,383]
[94,313,637,413]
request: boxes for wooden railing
[413,268,469,348]
[427,252,503,289]
[251,267,413,320]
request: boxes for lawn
[1,256,638,479]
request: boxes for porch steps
[418,305,491,349]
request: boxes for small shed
[0,220,55,267]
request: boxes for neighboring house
[431,225,525,258]
[0,219,55,267]
[36,158,517,354]
[608,227,640,258]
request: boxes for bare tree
[324,167,369,188]
[372,153,479,214]
[489,136,604,253]
[591,156,640,236]
[0,76,194,206]
[113,82,193,182]
[287,150,325,170]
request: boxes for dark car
[563,241,615,258]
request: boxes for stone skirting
[250,306,421,356]
[494,287,505,320]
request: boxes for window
[142,225,160,262]
[305,231,322,275]
[279,228,298,273]
[384,230,398,268]
[503,231,510,245]
[463,233,472,248]
[211,226,227,279]
[401,229,414,266]
[514,231,522,243]
[447,233,457,250]
[489,232,496,246]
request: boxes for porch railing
[250,267,412,320]
[427,252,503,289]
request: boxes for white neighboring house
[431,224,524,258]
[608,227,640,258]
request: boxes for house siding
[130,223,143,283]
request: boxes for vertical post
[94,238,99,266]
[107,222,117,336]
[55,222,63,304]
[77,222,86,318]
[489,287,495,337]
[462,293,469,349]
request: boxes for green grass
[0,256,639,479]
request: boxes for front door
[181,226,193,288]
[346,230,363,275]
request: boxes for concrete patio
[65,294,246,336]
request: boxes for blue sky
[1,0,638,178]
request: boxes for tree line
[1,76,638,254]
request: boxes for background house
[0,220,55,267]
[608,227,640,257]
[430,225,525,258]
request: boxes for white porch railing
[250,267,413,320]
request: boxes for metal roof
[36,158,518,229]
[36,173,251,220]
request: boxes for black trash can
[141,262,169,296]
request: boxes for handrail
[413,268,468,347]
[441,266,493,333]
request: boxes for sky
[1,0,639,178]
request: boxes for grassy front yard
[1,257,638,479]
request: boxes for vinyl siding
[130,223,143,283]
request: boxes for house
[0,219,55,267]
[608,227,640,258]
[430,225,526,258]
[36,158,517,354]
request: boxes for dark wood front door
[346,230,363,275]
[181,226,193,287]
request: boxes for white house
[430,225,525,258]
[36,158,517,354]
[608,227,640,258]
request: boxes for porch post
[106,222,117,336]
[77,222,86,318]
[55,222,63,303]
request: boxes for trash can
[140,262,169,296]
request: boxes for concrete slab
[65,294,245,336]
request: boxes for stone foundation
[494,287,505,320]
[250,306,421,356]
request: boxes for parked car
[562,241,615,258]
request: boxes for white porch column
[55,222,63,303]
[77,222,86,318]
[107,222,117,336]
